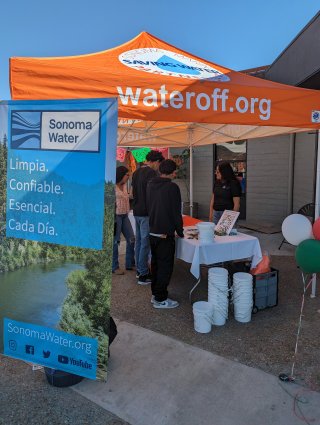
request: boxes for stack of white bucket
[208,267,229,326]
[197,222,215,243]
[232,272,253,323]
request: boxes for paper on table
[215,210,240,235]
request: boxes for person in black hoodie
[132,150,164,285]
[146,159,184,309]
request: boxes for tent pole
[189,131,193,217]
[311,130,320,298]
[315,130,320,220]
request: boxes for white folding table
[128,213,263,300]
[176,227,262,300]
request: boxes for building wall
[265,13,320,86]
[173,132,316,224]
[192,145,214,219]
[293,132,316,211]
[171,145,214,219]
[246,135,291,224]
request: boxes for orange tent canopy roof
[10,31,320,145]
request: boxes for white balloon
[281,214,313,246]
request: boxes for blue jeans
[112,214,135,272]
[213,210,224,225]
[134,216,150,276]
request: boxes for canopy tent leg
[311,130,320,298]
[189,130,194,217]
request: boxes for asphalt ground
[0,355,130,425]
[111,254,320,392]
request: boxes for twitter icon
[43,350,51,358]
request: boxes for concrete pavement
[74,320,320,425]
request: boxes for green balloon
[295,239,320,273]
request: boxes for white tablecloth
[128,213,262,280]
[176,228,262,279]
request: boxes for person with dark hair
[132,150,164,284]
[146,159,184,309]
[209,161,241,224]
[112,166,135,275]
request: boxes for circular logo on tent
[119,48,230,81]
[312,110,320,123]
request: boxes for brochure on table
[215,210,240,235]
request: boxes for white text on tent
[117,85,271,121]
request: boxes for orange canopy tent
[9,31,320,216]
[10,32,320,142]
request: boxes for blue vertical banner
[1,98,118,380]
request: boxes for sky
[1,1,319,100]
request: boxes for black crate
[252,268,279,313]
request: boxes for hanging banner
[0,98,118,380]
[131,147,150,163]
[116,147,126,162]
[154,147,169,159]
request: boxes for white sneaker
[153,298,179,309]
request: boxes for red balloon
[312,218,320,240]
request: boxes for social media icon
[58,355,69,364]
[9,340,17,351]
[25,345,35,355]
[43,350,51,358]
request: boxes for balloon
[281,214,313,246]
[295,239,320,273]
[312,217,320,240]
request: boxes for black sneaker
[137,274,152,285]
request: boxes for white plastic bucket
[212,310,227,326]
[232,273,253,323]
[193,301,213,333]
[197,222,215,242]
[208,266,229,326]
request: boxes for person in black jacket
[146,159,184,309]
[132,150,164,285]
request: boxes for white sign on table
[215,210,240,236]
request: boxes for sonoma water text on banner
[3,318,98,379]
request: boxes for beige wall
[171,145,214,219]
[172,132,316,224]
[246,135,291,224]
[293,132,316,211]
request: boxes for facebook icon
[25,345,35,355]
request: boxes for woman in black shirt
[209,161,241,224]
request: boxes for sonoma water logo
[11,111,41,150]
[119,48,230,81]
